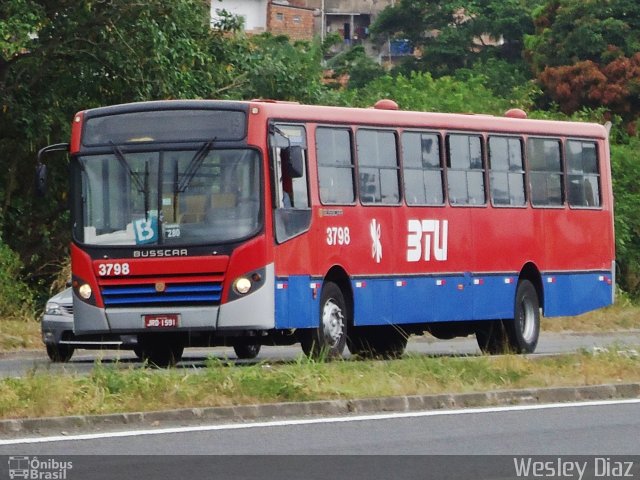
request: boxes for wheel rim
[321,298,344,348]
[519,296,536,343]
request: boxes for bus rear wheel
[475,320,509,354]
[475,280,540,354]
[301,281,347,359]
[504,280,540,353]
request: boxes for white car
[41,288,138,362]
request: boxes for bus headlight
[234,277,252,295]
[78,283,92,300]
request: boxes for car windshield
[73,148,261,246]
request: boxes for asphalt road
[1,330,639,378]
[1,400,639,479]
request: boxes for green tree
[339,71,516,114]
[0,0,245,292]
[526,0,640,73]
[371,0,541,77]
[235,34,326,103]
[527,1,640,131]
[325,45,386,90]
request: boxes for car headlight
[45,302,64,316]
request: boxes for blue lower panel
[353,275,504,326]
[473,276,517,320]
[543,272,613,317]
[274,271,613,329]
[274,276,319,329]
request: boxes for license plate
[144,314,179,328]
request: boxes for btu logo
[406,219,448,262]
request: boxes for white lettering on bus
[98,263,130,276]
[326,226,351,246]
[132,249,188,258]
[407,219,448,262]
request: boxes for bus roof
[249,100,608,139]
[78,99,609,140]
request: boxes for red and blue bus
[37,99,615,365]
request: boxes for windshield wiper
[110,142,146,193]
[177,137,216,193]
[111,142,151,220]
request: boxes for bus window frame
[355,127,402,207]
[487,134,528,209]
[269,122,312,244]
[315,125,357,207]
[399,129,446,208]
[526,135,566,210]
[565,137,602,211]
[445,131,488,208]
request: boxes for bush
[611,137,640,296]
[0,239,35,321]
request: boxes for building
[211,1,396,47]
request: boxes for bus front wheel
[233,341,261,360]
[300,281,347,359]
[137,335,184,367]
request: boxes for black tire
[133,346,144,360]
[46,344,74,363]
[300,281,347,359]
[504,280,540,353]
[475,320,509,354]
[348,326,408,359]
[475,280,541,355]
[137,336,184,367]
[233,342,261,360]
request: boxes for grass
[0,347,638,420]
[542,302,640,332]
[0,318,41,351]
[1,300,639,352]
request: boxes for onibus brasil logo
[8,456,72,479]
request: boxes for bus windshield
[73,148,261,246]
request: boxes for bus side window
[401,131,444,205]
[316,127,355,204]
[566,140,600,208]
[270,123,311,243]
[356,129,400,205]
[446,134,485,206]
[488,136,526,207]
[528,138,563,207]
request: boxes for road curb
[1,382,639,437]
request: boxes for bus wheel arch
[518,263,544,313]
[300,266,351,359]
[506,263,543,353]
[476,263,542,355]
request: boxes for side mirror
[35,162,47,197]
[34,143,70,197]
[281,146,304,178]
